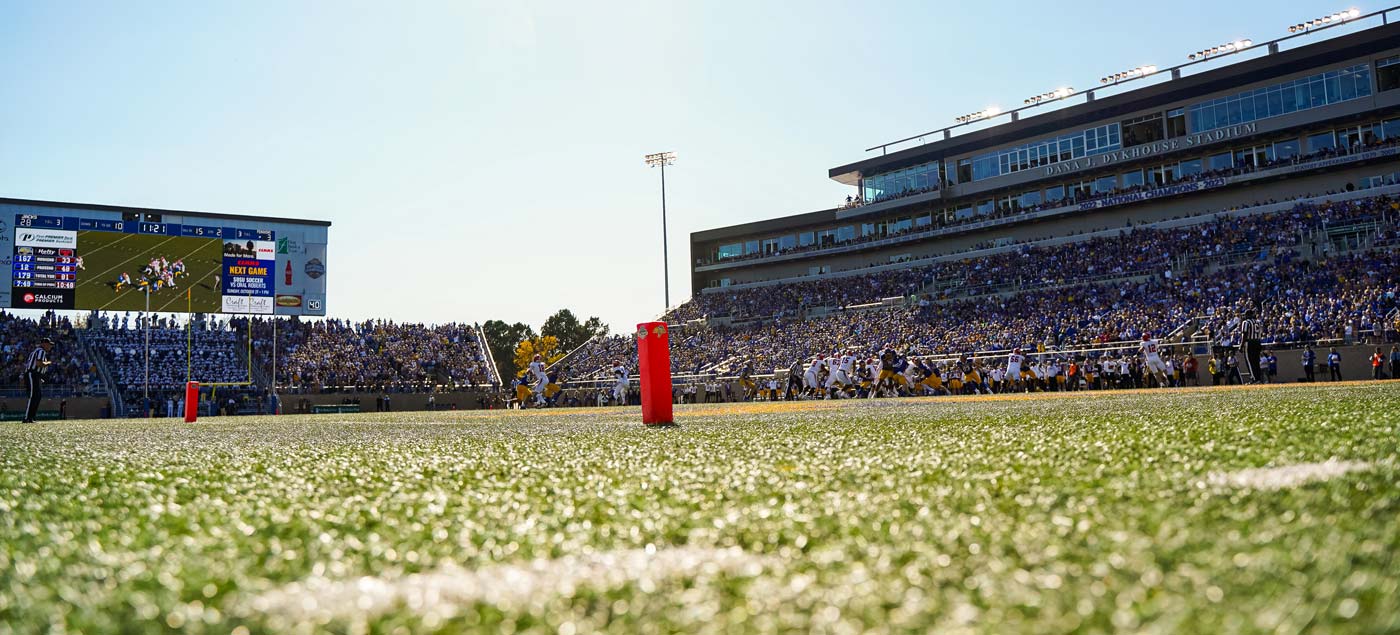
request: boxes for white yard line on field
[88,234,179,290]
[1203,459,1372,491]
[245,546,770,623]
[97,239,215,311]
[76,230,136,258]
[154,265,220,312]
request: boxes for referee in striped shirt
[22,337,54,423]
[1237,310,1264,384]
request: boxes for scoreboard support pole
[143,286,150,419]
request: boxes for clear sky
[0,0,1372,334]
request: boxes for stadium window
[914,214,932,228]
[1093,175,1117,194]
[1379,56,1400,91]
[1166,108,1186,139]
[1209,152,1232,171]
[954,205,974,220]
[1337,126,1364,151]
[956,159,972,184]
[1044,185,1065,203]
[891,217,913,233]
[798,232,815,247]
[1385,118,1400,140]
[718,278,731,287]
[744,240,760,255]
[1121,113,1164,147]
[778,235,797,251]
[1178,158,1203,177]
[1307,131,1337,154]
[818,229,837,246]
[717,243,743,260]
[835,226,856,243]
[1019,190,1042,208]
[1121,170,1145,189]
[1150,165,1175,186]
[976,200,994,216]
[1274,139,1301,161]
[1187,64,1372,133]
[1365,123,1383,145]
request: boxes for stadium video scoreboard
[2,201,328,316]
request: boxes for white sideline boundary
[246,546,769,622]
[1203,459,1372,491]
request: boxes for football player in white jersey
[528,354,549,405]
[803,354,826,398]
[1006,348,1025,392]
[610,360,628,405]
[1139,333,1171,387]
[826,349,856,398]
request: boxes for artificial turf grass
[0,382,1397,634]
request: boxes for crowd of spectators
[270,319,493,393]
[82,313,250,404]
[0,311,100,397]
[705,135,1400,268]
[684,195,1397,319]
[565,195,1400,380]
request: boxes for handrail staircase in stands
[76,330,126,418]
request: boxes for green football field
[2,383,1398,634]
[74,231,223,313]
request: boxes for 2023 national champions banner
[0,202,327,316]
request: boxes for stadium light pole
[645,151,676,311]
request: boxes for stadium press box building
[690,18,1400,301]
[0,197,329,316]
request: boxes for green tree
[481,320,535,380]
[541,309,610,353]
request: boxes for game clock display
[10,214,275,313]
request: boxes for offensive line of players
[510,333,1177,408]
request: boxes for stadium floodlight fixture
[1098,66,1158,85]
[1289,8,1363,32]
[1024,87,1075,105]
[955,106,1002,124]
[645,151,677,310]
[1187,39,1254,60]
[644,151,676,167]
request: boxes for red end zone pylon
[636,321,674,426]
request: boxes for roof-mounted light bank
[1188,39,1254,61]
[1024,87,1075,105]
[1100,66,1158,85]
[955,107,1002,124]
[1291,8,1363,32]
[864,4,1397,156]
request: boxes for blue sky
[0,0,1371,333]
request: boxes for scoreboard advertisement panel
[0,200,327,315]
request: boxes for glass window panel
[1045,185,1065,203]
[1210,152,1232,170]
[1274,139,1300,160]
[798,232,814,247]
[744,240,760,254]
[1179,158,1203,176]
[1385,119,1400,139]
[1121,170,1145,188]
[1094,175,1117,193]
[1307,131,1336,154]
